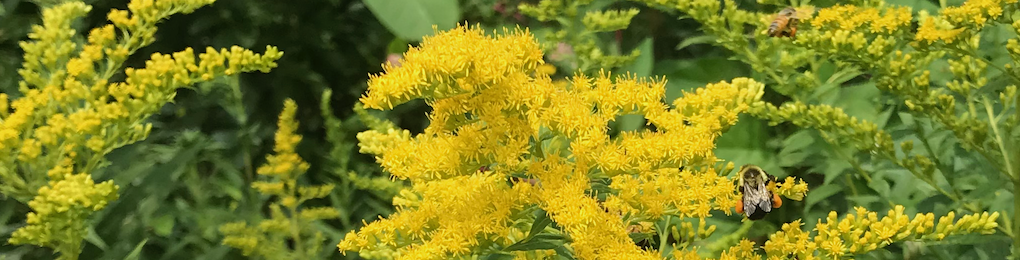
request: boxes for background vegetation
[0,0,1014,259]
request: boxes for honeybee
[768,7,800,38]
[735,164,782,220]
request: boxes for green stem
[658,215,672,254]
[984,96,1018,181]
[228,77,255,183]
[289,185,307,258]
[290,205,306,258]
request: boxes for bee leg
[772,193,783,208]
[789,27,797,38]
[735,199,744,214]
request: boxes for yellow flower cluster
[342,24,771,259]
[810,5,912,34]
[773,176,809,201]
[360,25,544,110]
[713,239,761,260]
[582,9,641,32]
[915,0,1016,44]
[7,158,118,257]
[1,0,283,257]
[1008,20,1020,59]
[357,128,412,155]
[338,173,537,258]
[798,4,912,59]
[2,0,282,199]
[221,99,339,259]
[604,167,737,219]
[940,0,1016,28]
[915,11,966,44]
[764,205,999,259]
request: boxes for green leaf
[885,0,940,13]
[386,38,410,54]
[927,234,1013,246]
[715,115,784,176]
[777,130,818,167]
[819,152,852,185]
[85,226,109,250]
[123,239,149,260]
[503,238,562,251]
[483,253,516,260]
[363,0,461,41]
[503,231,568,252]
[654,58,749,102]
[554,245,576,259]
[615,114,645,132]
[833,82,881,123]
[618,37,654,77]
[529,209,553,239]
[675,35,716,51]
[804,183,842,213]
[845,194,882,208]
[151,214,176,237]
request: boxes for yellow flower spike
[8,3,282,258]
[766,206,998,258]
[221,99,339,259]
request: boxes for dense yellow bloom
[810,5,911,34]
[764,205,999,259]
[8,158,118,258]
[940,0,1016,28]
[604,167,737,219]
[914,0,1017,44]
[915,14,965,44]
[360,25,544,110]
[341,24,769,259]
[338,173,537,259]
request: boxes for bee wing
[742,181,773,216]
[756,192,773,213]
[795,6,817,19]
[742,196,758,216]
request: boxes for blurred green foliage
[0,0,1016,259]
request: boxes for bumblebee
[735,165,782,220]
[768,7,799,38]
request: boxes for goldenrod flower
[3,0,282,258]
[915,14,965,44]
[940,0,1015,28]
[222,99,339,259]
[773,176,808,201]
[340,24,769,259]
[765,206,999,259]
[360,24,544,110]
